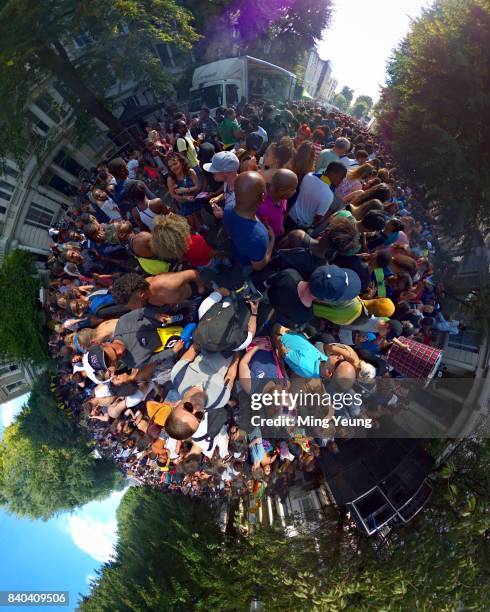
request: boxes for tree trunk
[37,42,130,145]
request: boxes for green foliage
[81,439,489,611]
[340,85,354,104]
[235,0,333,71]
[376,0,490,235]
[0,373,122,520]
[0,250,49,366]
[0,0,199,166]
[16,374,78,448]
[351,101,369,119]
[353,94,373,111]
[332,92,349,112]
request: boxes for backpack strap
[373,267,387,298]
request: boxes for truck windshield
[189,84,223,112]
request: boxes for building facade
[0,360,37,403]
[0,36,162,266]
[303,50,336,103]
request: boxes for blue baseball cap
[310,264,362,302]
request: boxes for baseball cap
[197,142,215,164]
[82,346,110,384]
[203,151,239,174]
[309,265,361,302]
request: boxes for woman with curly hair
[151,213,214,267]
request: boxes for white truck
[189,55,296,113]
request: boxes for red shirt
[183,234,213,267]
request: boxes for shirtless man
[111,271,205,309]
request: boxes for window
[0,190,11,202]
[0,364,18,377]
[0,180,14,193]
[0,206,6,215]
[189,85,223,113]
[27,110,49,135]
[41,171,75,197]
[25,202,56,228]
[33,92,62,123]
[73,32,95,48]
[2,165,19,179]
[226,84,239,106]
[6,381,24,393]
[122,96,139,109]
[53,150,84,177]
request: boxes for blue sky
[0,398,124,611]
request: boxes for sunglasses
[183,401,204,421]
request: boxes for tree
[332,92,349,112]
[0,0,198,165]
[375,0,490,235]
[16,374,79,448]
[353,94,373,111]
[80,439,489,610]
[351,101,369,119]
[340,85,354,105]
[0,421,121,520]
[0,250,49,366]
[0,373,122,520]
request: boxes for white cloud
[67,514,118,563]
[59,488,128,563]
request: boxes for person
[111,271,205,309]
[260,137,295,183]
[274,326,356,387]
[287,161,347,231]
[198,107,218,142]
[265,264,362,328]
[336,163,375,202]
[126,181,168,231]
[166,153,202,231]
[249,114,268,146]
[173,119,199,169]
[127,150,141,179]
[171,343,239,410]
[237,132,263,172]
[256,169,298,237]
[218,108,243,150]
[223,171,274,270]
[151,213,214,267]
[107,158,157,217]
[203,151,240,212]
[107,307,186,370]
[316,137,351,172]
[294,123,312,148]
[89,188,122,223]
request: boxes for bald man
[223,171,275,271]
[257,169,298,237]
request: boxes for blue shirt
[223,204,269,265]
[280,332,328,378]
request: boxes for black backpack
[193,298,250,352]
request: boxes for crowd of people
[46,98,459,504]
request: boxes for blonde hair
[151,213,191,261]
[362,298,395,317]
[347,163,375,182]
[349,198,384,220]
